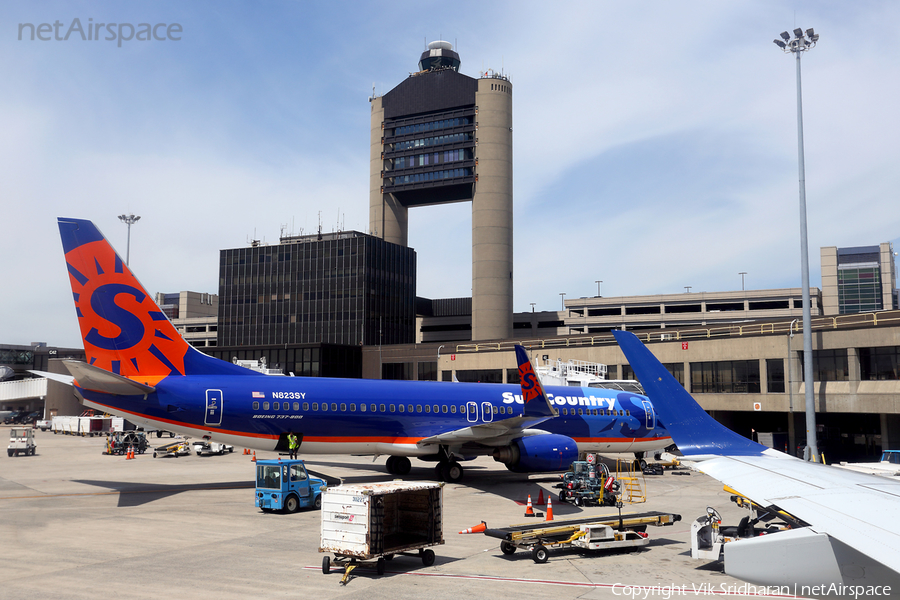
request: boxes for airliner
[48,217,671,482]
[614,330,900,594]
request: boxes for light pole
[529,302,536,313]
[559,293,566,311]
[118,214,141,267]
[684,286,692,293]
[775,27,819,460]
[739,272,747,291]
[595,280,603,297]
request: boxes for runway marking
[305,567,803,597]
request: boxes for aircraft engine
[492,434,578,473]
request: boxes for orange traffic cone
[536,488,545,506]
[126,446,134,460]
[459,521,487,534]
[251,451,257,462]
[524,494,535,517]
[545,496,554,521]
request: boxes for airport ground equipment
[555,458,618,506]
[255,458,326,513]
[320,481,444,581]
[691,491,799,561]
[104,431,149,455]
[478,511,681,563]
[152,438,192,458]
[8,427,36,456]
[193,439,234,456]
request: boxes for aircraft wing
[419,345,557,448]
[613,329,900,590]
[417,415,552,447]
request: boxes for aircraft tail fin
[514,345,558,418]
[58,218,252,381]
[612,330,766,457]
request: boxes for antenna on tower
[317,211,323,240]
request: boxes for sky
[2,1,899,348]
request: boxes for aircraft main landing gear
[436,460,463,483]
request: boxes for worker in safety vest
[287,431,299,459]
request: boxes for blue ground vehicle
[255,459,327,513]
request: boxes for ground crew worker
[287,431,299,459]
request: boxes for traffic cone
[545,496,554,521]
[251,451,257,462]
[459,521,487,534]
[126,446,133,460]
[524,494,535,517]
[536,488,545,506]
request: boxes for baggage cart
[319,481,443,581]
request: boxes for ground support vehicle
[36,419,51,431]
[481,511,681,563]
[691,492,799,561]
[320,481,444,581]
[152,438,192,458]
[193,440,234,456]
[104,431,150,455]
[555,459,618,507]
[255,459,326,513]
[8,427,36,456]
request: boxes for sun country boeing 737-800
[46,217,671,482]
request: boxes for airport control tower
[369,41,513,340]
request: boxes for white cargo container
[319,480,443,577]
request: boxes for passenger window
[360,404,366,412]
[321,403,328,411]
[273,402,280,410]
[389,404,395,412]
[626,410,631,416]
[253,402,259,410]
[425,405,431,413]
[408,405,414,413]
[380,404,386,412]
[302,402,309,411]
[578,409,584,415]
[293,402,299,411]
[450,405,457,414]
[399,405,405,413]
[442,405,448,413]
[312,402,318,411]
[350,404,356,412]
[331,403,337,411]
[263,402,270,410]
[492,405,498,414]
[433,405,439,413]
[340,403,347,411]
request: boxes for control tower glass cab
[418,40,461,72]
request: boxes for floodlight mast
[117,213,141,267]
[775,27,819,460]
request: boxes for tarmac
[0,425,775,600]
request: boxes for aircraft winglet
[612,330,766,457]
[514,345,558,418]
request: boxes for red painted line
[303,567,804,597]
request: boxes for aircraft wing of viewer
[418,345,558,448]
[613,329,900,592]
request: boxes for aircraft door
[205,389,223,426]
[481,402,493,423]
[641,400,655,429]
[466,401,478,423]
